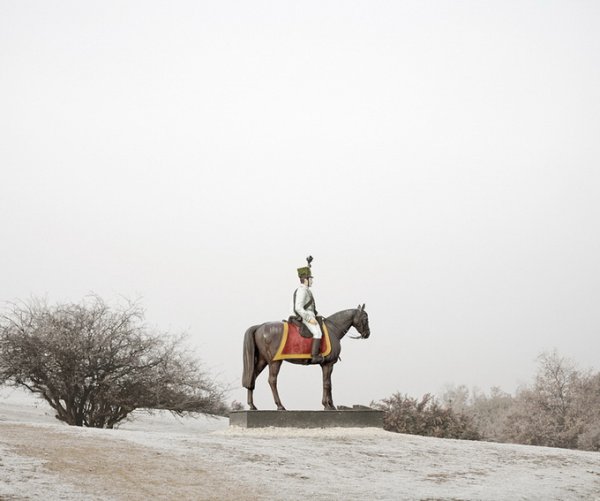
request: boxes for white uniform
[291,283,322,339]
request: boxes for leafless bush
[574,373,600,451]
[372,392,481,440]
[442,385,514,442]
[0,296,227,428]
[502,351,583,449]
[377,351,600,450]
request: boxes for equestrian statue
[242,256,371,410]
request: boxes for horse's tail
[242,325,259,389]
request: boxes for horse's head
[352,304,370,339]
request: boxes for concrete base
[229,409,384,429]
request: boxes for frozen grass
[1,388,600,500]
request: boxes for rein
[326,309,362,340]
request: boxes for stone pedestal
[229,409,384,429]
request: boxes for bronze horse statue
[242,305,370,410]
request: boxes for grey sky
[2,1,599,409]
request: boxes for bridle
[349,304,369,339]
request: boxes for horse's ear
[357,304,362,311]
[362,303,365,311]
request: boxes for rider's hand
[308,318,317,325]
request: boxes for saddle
[273,318,332,361]
[287,316,326,338]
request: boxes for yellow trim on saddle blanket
[273,322,331,361]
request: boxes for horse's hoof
[249,405,257,411]
[277,406,286,411]
[324,405,336,411]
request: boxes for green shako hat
[297,266,312,279]
[297,255,314,279]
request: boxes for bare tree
[441,385,514,443]
[575,372,600,451]
[469,386,514,442]
[503,351,583,449]
[439,352,600,450]
[440,384,470,414]
[0,296,226,428]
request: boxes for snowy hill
[1,388,599,500]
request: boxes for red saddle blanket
[273,321,332,361]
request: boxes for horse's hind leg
[268,361,286,411]
[247,358,268,410]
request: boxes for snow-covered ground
[1,388,600,500]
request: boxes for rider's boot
[311,338,324,364]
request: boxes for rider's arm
[294,287,315,323]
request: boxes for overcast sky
[1,1,599,410]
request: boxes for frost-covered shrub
[501,352,600,450]
[442,385,515,443]
[373,392,481,440]
[577,423,600,451]
[0,296,227,428]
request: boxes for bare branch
[0,296,226,428]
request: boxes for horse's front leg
[268,361,286,411]
[321,363,336,410]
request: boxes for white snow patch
[2,388,600,500]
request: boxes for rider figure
[292,256,324,363]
